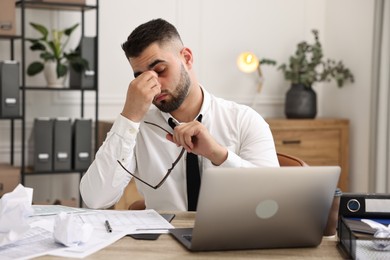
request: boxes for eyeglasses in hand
[116,121,185,189]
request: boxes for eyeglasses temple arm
[155,148,186,189]
[117,160,158,189]
[144,121,171,135]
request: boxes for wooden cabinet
[266,118,349,192]
[0,164,19,197]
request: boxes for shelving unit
[0,0,99,205]
[0,35,23,166]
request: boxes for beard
[153,64,191,113]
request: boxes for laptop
[169,166,340,251]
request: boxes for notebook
[169,166,340,251]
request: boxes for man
[80,18,279,211]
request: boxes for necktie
[168,115,202,211]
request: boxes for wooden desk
[39,212,343,259]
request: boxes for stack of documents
[0,205,174,259]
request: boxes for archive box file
[34,118,54,172]
[73,118,92,170]
[0,61,20,118]
[69,37,96,89]
[53,118,72,171]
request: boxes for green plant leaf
[47,40,62,60]
[27,61,44,76]
[57,62,68,78]
[278,29,354,88]
[64,23,79,36]
[29,22,48,40]
[40,52,55,61]
[27,22,88,78]
[29,41,46,51]
[66,53,89,73]
[260,59,277,66]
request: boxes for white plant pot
[43,61,67,88]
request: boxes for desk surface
[39,211,344,259]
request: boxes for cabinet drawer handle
[282,140,301,145]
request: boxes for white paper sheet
[0,226,64,260]
[32,205,89,216]
[49,209,174,258]
[77,209,174,234]
[8,207,175,259]
[0,184,34,247]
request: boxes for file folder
[73,118,92,171]
[34,118,54,172]
[0,61,20,118]
[338,193,390,259]
[53,118,72,171]
[69,37,96,89]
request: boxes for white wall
[98,0,327,119]
[0,0,375,202]
[321,0,374,192]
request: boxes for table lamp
[237,52,264,93]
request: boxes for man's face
[153,63,190,112]
[130,43,191,113]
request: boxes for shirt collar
[160,84,211,124]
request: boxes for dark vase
[285,84,317,119]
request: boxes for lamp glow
[237,52,259,73]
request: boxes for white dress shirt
[80,87,279,210]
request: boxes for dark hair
[122,18,183,59]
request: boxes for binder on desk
[338,193,390,259]
[53,118,72,171]
[73,118,92,171]
[0,61,20,118]
[34,118,54,172]
[69,37,96,89]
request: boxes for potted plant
[27,22,88,87]
[278,29,354,118]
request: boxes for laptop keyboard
[182,234,192,242]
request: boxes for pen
[105,220,112,233]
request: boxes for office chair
[128,198,146,210]
[126,152,308,210]
[277,152,308,167]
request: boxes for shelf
[0,116,23,120]
[15,1,97,12]
[20,86,97,91]
[23,166,85,175]
[0,35,22,40]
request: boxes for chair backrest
[277,152,308,166]
[128,199,146,210]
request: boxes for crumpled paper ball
[0,184,34,246]
[361,219,390,251]
[53,212,93,247]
